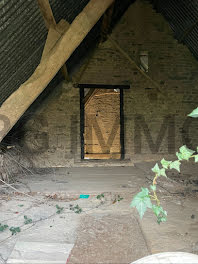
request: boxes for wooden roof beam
[37,0,70,81]
[0,0,114,142]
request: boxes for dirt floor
[0,163,198,263]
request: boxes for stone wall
[21,0,198,167]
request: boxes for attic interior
[0,0,198,263]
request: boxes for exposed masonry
[19,0,198,167]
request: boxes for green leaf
[9,227,21,235]
[152,163,160,175]
[24,216,32,225]
[188,107,198,118]
[117,195,123,201]
[150,185,156,191]
[176,152,183,161]
[56,205,64,214]
[152,205,167,224]
[0,224,8,232]
[194,155,198,163]
[18,204,24,207]
[170,160,181,172]
[161,158,172,169]
[160,168,167,177]
[97,193,104,199]
[131,188,152,219]
[152,163,167,177]
[152,205,163,216]
[178,145,195,160]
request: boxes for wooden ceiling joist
[0,0,114,142]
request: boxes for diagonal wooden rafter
[37,0,70,81]
[0,0,114,142]
[41,20,70,60]
[84,88,99,107]
[37,0,56,29]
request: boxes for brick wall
[21,0,198,167]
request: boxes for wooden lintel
[0,0,114,142]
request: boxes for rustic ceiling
[1,0,198,107]
[150,0,198,60]
[0,0,131,106]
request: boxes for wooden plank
[41,20,70,60]
[83,89,99,107]
[0,0,114,142]
[37,0,56,29]
[37,0,70,80]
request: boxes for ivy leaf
[194,155,198,163]
[161,158,172,169]
[9,227,21,235]
[160,168,167,178]
[131,188,152,219]
[24,216,32,225]
[152,163,167,177]
[152,163,160,175]
[176,152,183,161]
[178,145,195,160]
[0,224,8,232]
[150,185,156,191]
[169,160,181,172]
[188,107,198,118]
[56,205,64,214]
[152,205,163,216]
[152,205,167,224]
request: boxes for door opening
[79,84,129,160]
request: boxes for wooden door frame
[78,84,130,160]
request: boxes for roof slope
[150,0,198,60]
[0,0,131,106]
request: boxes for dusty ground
[0,164,198,263]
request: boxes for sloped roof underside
[150,0,198,60]
[0,0,131,106]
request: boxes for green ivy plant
[131,107,198,224]
[69,204,82,214]
[56,205,64,214]
[0,223,8,232]
[9,226,21,235]
[24,215,33,225]
[96,193,105,200]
